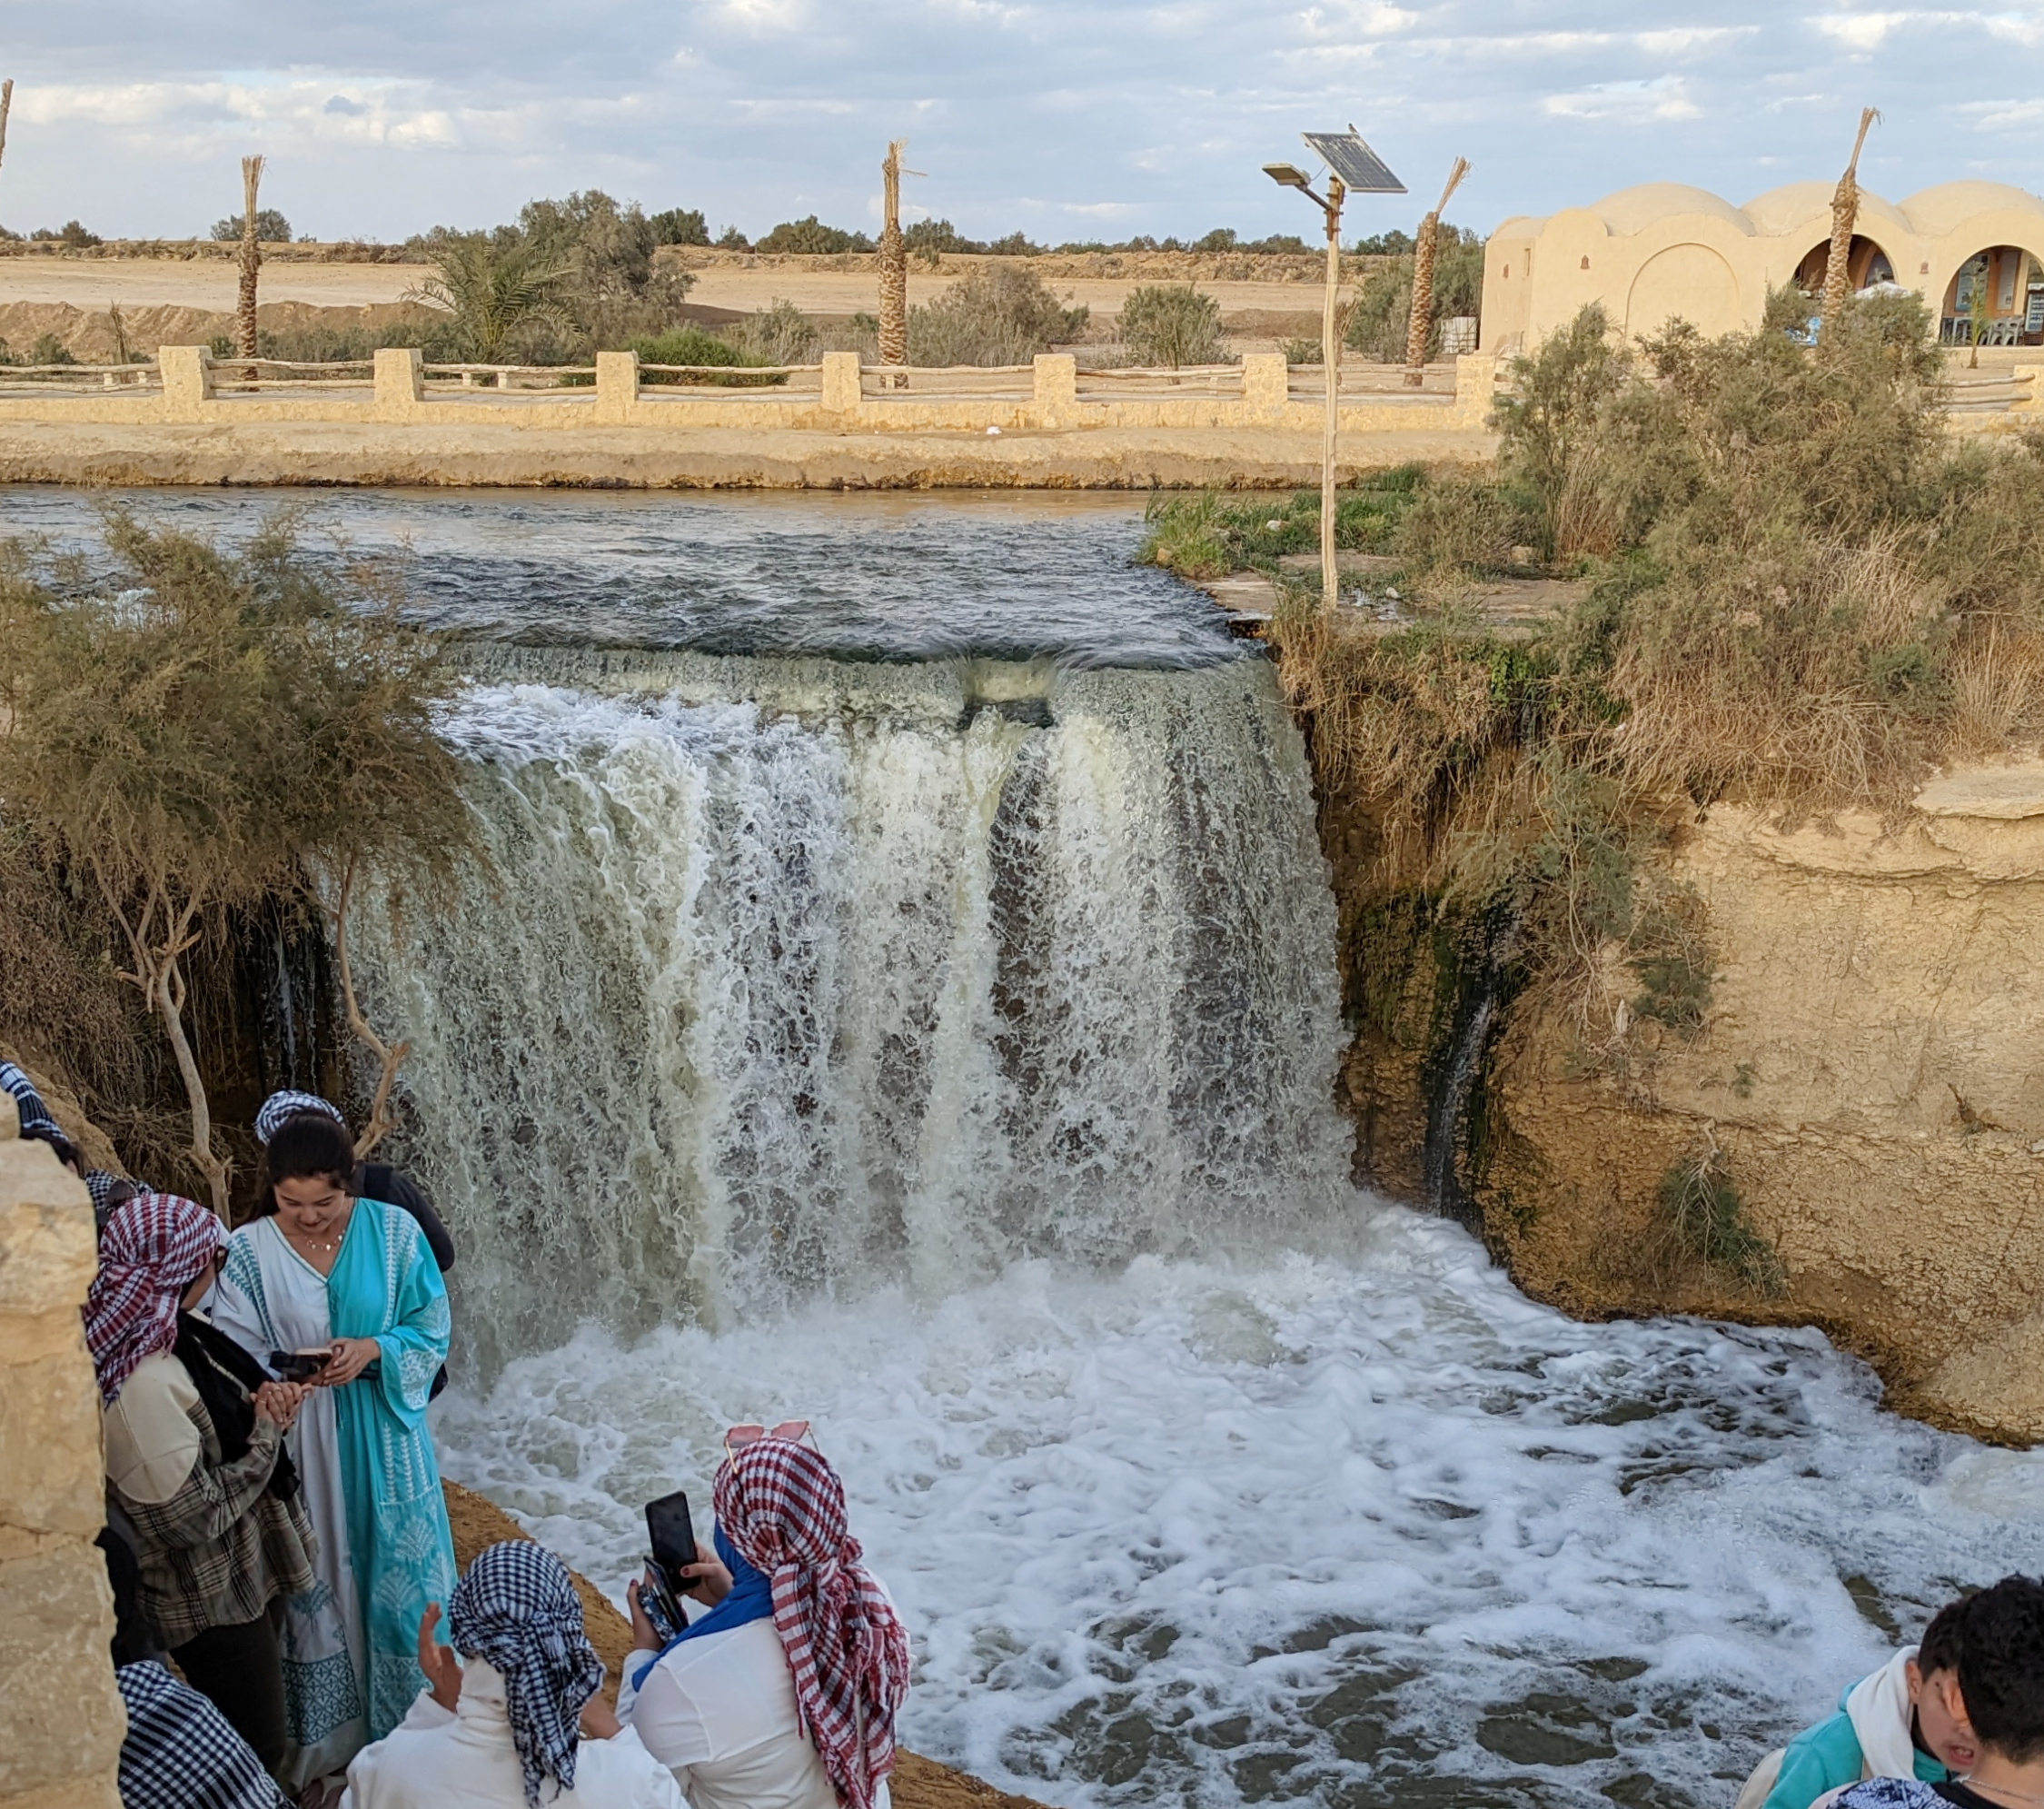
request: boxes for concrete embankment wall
[0,1113,123,1809]
[1326,772,2044,1444]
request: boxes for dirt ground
[442,1481,1052,1809]
[0,255,1327,348]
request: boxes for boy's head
[1909,1596,1978,1773]
[1955,1575,2044,1769]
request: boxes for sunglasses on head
[723,1419,814,1458]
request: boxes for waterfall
[347,648,1353,1371]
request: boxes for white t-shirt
[341,1659,685,1809]
[618,1617,866,1809]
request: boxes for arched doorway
[1940,246,2044,346]
[1793,234,1896,296]
[1626,244,1742,339]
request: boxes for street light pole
[1265,131,1404,617]
[1319,174,1345,612]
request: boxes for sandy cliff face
[1328,768,2044,1445]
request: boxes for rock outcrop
[1329,767,2044,1444]
[0,1110,124,1809]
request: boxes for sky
[4,2,2044,244]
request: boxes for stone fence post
[0,1114,124,1809]
[594,350,640,423]
[1454,351,1500,423]
[373,348,424,422]
[1237,353,1290,418]
[1032,353,1077,426]
[157,345,212,422]
[819,352,863,416]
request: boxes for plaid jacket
[114,1379,318,1646]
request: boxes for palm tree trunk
[878,140,908,383]
[0,81,15,183]
[1822,109,1878,332]
[1404,157,1469,388]
[237,155,264,374]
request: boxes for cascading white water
[348,639,2044,1809]
[349,649,1353,1369]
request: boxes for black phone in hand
[642,1489,697,1640]
[646,1489,697,1578]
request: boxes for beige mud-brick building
[1481,179,2044,352]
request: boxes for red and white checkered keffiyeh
[715,1440,911,1809]
[83,1193,226,1403]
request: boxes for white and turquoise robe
[212,1198,457,1785]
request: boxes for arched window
[1940,246,2044,346]
[1792,234,1896,296]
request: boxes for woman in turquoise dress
[211,1108,457,1789]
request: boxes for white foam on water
[343,650,2044,1809]
[432,1205,2044,1809]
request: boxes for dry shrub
[1948,621,2044,755]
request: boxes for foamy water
[432,1206,2044,1809]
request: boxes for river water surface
[11,486,2040,1809]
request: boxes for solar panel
[1302,132,1405,194]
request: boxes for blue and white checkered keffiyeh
[114,1661,288,1809]
[449,1541,606,1808]
[253,1088,347,1148]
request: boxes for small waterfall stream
[348,649,1353,1369]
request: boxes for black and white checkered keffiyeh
[253,1088,347,1148]
[114,1662,288,1809]
[449,1541,606,1808]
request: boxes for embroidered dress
[213,1200,457,1784]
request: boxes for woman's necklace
[288,1224,340,1259]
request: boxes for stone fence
[0,346,1506,438]
[0,1114,123,1809]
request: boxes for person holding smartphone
[90,1191,318,1783]
[616,1428,911,1809]
[210,1109,459,1797]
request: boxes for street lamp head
[1263,163,1313,189]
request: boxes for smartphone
[269,1348,333,1383]
[646,1490,697,1578]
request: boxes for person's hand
[319,1337,380,1387]
[679,1539,732,1606]
[417,1603,461,1711]
[580,1695,622,1740]
[626,1576,661,1653]
[253,1381,304,1430]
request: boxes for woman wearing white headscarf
[342,1542,684,1809]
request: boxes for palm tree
[1821,109,1879,333]
[1404,156,1469,387]
[237,156,263,367]
[405,233,574,363]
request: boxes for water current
[15,487,2043,1809]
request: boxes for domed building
[1480,179,2044,353]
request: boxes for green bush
[1345,229,1483,363]
[907,264,1087,366]
[1656,1145,1784,1295]
[648,208,709,247]
[212,209,293,243]
[756,215,873,254]
[1117,284,1226,368]
[725,300,818,365]
[627,326,785,386]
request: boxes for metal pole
[1321,174,1345,612]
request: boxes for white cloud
[1543,76,1702,123]
[6,0,2044,244]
